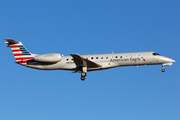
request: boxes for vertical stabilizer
[5,39,34,63]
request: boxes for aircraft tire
[81,72,86,77]
[81,76,85,81]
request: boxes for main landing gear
[81,72,86,81]
[81,67,87,81]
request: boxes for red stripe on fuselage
[16,57,34,60]
[18,60,36,63]
[18,61,27,63]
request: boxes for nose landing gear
[162,65,165,72]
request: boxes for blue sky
[1,0,179,120]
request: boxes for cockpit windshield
[152,52,160,56]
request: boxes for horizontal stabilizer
[5,39,19,44]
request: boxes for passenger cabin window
[66,59,69,61]
[91,57,93,59]
[96,57,98,59]
[130,55,132,58]
[120,56,122,58]
[125,55,127,58]
[101,57,103,59]
[106,56,108,59]
[115,56,118,58]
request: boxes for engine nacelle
[34,53,61,62]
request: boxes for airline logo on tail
[5,39,34,63]
[10,45,34,61]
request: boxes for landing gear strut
[162,65,165,72]
[81,67,87,81]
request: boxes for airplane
[4,39,176,81]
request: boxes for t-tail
[4,39,36,64]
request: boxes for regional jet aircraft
[4,39,176,80]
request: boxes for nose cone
[172,59,176,63]
[162,56,176,63]
[167,57,176,63]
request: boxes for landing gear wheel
[81,76,85,81]
[162,69,165,72]
[81,72,86,77]
[81,72,86,81]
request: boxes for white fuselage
[22,51,175,72]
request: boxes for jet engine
[34,53,61,62]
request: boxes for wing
[70,54,102,68]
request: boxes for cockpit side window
[152,52,160,55]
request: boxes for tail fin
[5,39,35,63]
